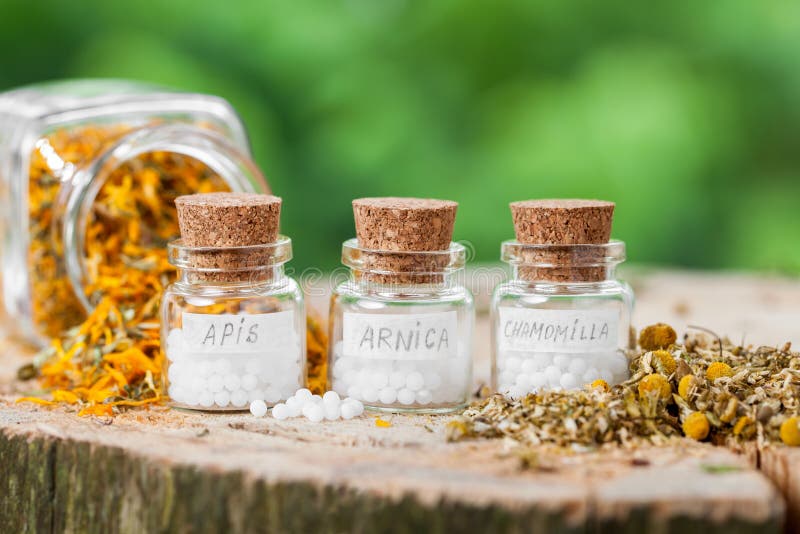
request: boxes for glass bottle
[0,80,266,344]
[161,236,305,411]
[328,239,474,413]
[491,240,634,397]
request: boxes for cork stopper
[174,192,282,282]
[509,199,615,282]
[351,197,458,283]
[175,192,281,247]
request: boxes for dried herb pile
[18,124,329,415]
[28,125,226,338]
[448,324,800,449]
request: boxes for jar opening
[61,124,267,312]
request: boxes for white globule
[567,358,588,376]
[389,371,406,389]
[323,391,340,404]
[405,372,424,391]
[361,387,379,403]
[198,390,214,408]
[340,402,358,420]
[284,397,302,417]
[207,374,225,393]
[497,351,630,397]
[241,374,259,391]
[294,388,313,402]
[302,402,325,423]
[520,359,537,374]
[271,403,290,420]
[267,388,365,423]
[214,390,230,408]
[249,399,268,417]
[231,390,249,408]
[165,327,303,410]
[263,387,282,403]
[415,389,432,405]
[559,372,578,390]
[224,374,241,392]
[397,388,416,405]
[378,387,397,405]
[324,402,341,421]
[328,343,470,408]
[544,365,562,385]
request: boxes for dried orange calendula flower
[306,312,329,395]
[638,323,677,351]
[375,418,392,428]
[683,412,710,441]
[28,125,227,337]
[780,417,800,446]
[20,125,331,417]
[638,373,671,401]
[706,362,733,381]
[651,350,677,375]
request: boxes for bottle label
[342,311,458,360]
[181,311,296,355]
[497,308,619,353]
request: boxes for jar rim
[341,238,466,274]
[168,236,292,271]
[61,123,267,310]
[501,239,626,267]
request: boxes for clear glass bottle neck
[501,239,626,286]
[347,268,464,294]
[176,265,288,289]
[509,264,620,284]
[340,238,467,295]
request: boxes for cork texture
[175,192,281,247]
[174,192,282,282]
[352,197,458,284]
[509,199,615,282]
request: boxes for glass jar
[161,237,305,411]
[491,240,634,397]
[0,80,267,344]
[328,239,474,413]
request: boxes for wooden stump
[2,269,799,533]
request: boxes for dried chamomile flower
[718,397,739,424]
[683,412,710,441]
[706,362,733,381]
[451,330,799,454]
[651,350,677,375]
[780,417,800,446]
[733,416,755,437]
[638,323,677,351]
[638,374,671,401]
[590,379,609,392]
[678,374,699,400]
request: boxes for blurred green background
[2,0,800,273]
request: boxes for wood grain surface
[2,269,799,533]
